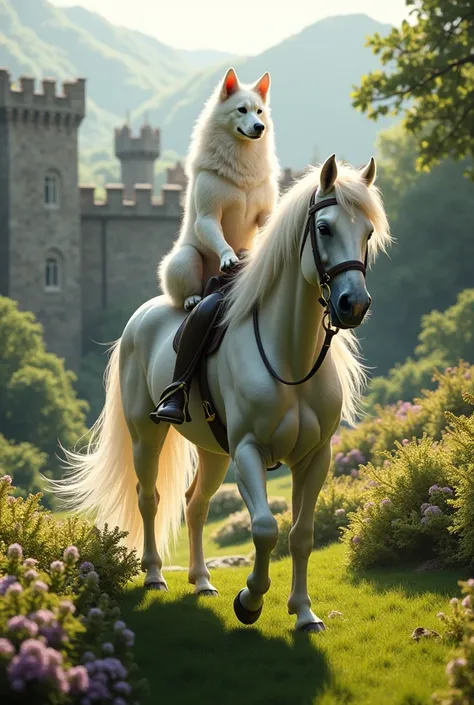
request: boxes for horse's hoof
[298,621,326,633]
[233,589,263,625]
[197,589,219,597]
[145,581,168,592]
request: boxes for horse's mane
[222,161,392,426]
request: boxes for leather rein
[252,189,368,386]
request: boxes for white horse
[56,154,390,632]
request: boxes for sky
[50,0,410,55]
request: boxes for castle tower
[114,123,160,200]
[0,69,86,370]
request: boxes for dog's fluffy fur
[158,68,280,310]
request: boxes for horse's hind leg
[185,448,229,595]
[123,351,170,590]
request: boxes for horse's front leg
[233,443,279,624]
[288,443,331,631]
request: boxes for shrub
[433,578,474,705]
[0,477,140,598]
[0,539,145,704]
[272,476,365,560]
[208,485,243,520]
[344,437,457,570]
[211,497,289,547]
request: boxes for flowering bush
[344,394,474,570]
[0,476,139,597]
[332,363,474,474]
[272,476,364,560]
[433,578,474,705]
[0,536,145,704]
[211,496,289,547]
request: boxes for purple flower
[7,543,23,559]
[32,580,49,593]
[63,545,80,563]
[102,643,114,655]
[424,505,443,516]
[440,487,454,495]
[88,607,104,619]
[2,474,12,484]
[401,439,409,446]
[350,469,360,478]
[113,698,128,705]
[352,536,361,545]
[420,517,429,525]
[23,558,39,569]
[114,681,132,696]
[24,569,39,582]
[334,508,346,517]
[67,665,89,694]
[122,629,135,647]
[380,498,391,508]
[10,678,25,692]
[7,616,39,637]
[364,502,375,511]
[348,449,365,465]
[466,578,474,587]
[0,638,15,659]
[420,503,430,513]
[79,561,95,574]
[428,484,440,496]
[462,595,471,608]
[6,582,23,596]
[335,452,344,461]
[368,480,379,487]
[0,575,19,596]
[113,621,126,633]
[82,651,96,664]
[50,560,65,574]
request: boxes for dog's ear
[360,156,376,187]
[317,154,338,196]
[220,68,240,101]
[253,72,270,102]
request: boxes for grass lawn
[121,541,461,705]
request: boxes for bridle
[252,189,369,386]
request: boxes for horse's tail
[51,339,197,559]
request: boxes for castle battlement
[114,124,160,160]
[80,182,182,219]
[0,70,85,124]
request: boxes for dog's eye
[257,109,263,114]
[238,107,247,114]
[317,223,332,237]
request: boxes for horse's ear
[253,72,270,102]
[220,68,240,101]
[361,156,376,187]
[318,154,338,195]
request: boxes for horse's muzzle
[330,291,371,329]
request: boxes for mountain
[137,14,395,168]
[0,1,395,170]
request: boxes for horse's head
[301,154,377,330]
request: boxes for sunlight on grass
[122,542,459,705]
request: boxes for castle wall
[0,72,85,370]
[80,183,182,338]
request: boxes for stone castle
[0,70,299,371]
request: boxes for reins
[252,189,368,386]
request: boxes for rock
[328,610,344,619]
[162,565,187,572]
[411,627,441,641]
[206,555,251,569]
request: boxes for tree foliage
[0,297,88,478]
[353,0,474,176]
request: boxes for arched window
[45,254,60,291]
[44,170,60,207]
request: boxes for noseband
[252,188,369,386]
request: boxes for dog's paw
[184,295,202,312]
[220,253,240,273]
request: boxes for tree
[0,297,88,476]
[352,0,474,177]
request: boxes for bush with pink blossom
[0,536,145,704]
[433,578,474,705]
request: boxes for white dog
[158,67,280,310]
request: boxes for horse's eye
[257,109,263,114]
[238,107,247,114]
[317,223,331,236]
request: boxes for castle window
[44,171,60,207]
[45,255,60,291]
